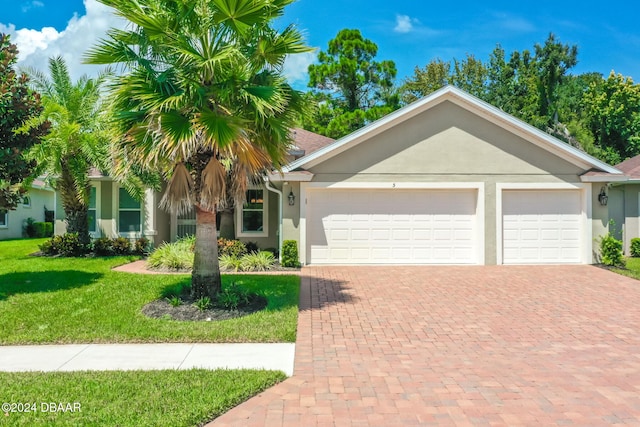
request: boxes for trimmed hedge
[281,240,300,268]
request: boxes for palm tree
[86,0,310,299]
[25,57,111,246]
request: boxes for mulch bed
[141,293,268,321]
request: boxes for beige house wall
[0,188,55,240]
[298,100,601,265]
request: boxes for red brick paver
[209,265,640,426]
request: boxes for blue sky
[2,0,639,88]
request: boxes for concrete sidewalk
[0,343,295,375]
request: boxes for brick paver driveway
[211,266,640,426]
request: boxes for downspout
[264,177,283,263]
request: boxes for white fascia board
[580,174,628,183]
[266,171,315,182]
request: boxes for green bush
[40,222,53,237]
[217,238,247,258]
[245,241,259,254]
[147,236,194,270]
[93,237,114,256]
[134,237,150,255]
[24,218,37,237]
[241,251,275,271]
[112,237,132,255]
[217,283,250,310]
[600,232,625,267]
[631,238,640,257]
[219,254,243,272]
[281,240,300,268]
[40,233,88,257]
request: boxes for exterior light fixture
[598,187,608,206]
[288,190,296,206]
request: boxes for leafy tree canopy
[0,33,49,210]
[305,29,399,138]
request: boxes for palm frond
[199,157,226,211]
[160,163,195,215]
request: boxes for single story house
[0,179,55,240]
[60,86,635,265]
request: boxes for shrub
[245,241,259,254]
[241,251,275,271]
[631,238,640,257]
[147,236,194,270]
[134,237,150,255]
[194,296,212,311]
[166,295,182,307]
[217,238,247,258]
[217,283,250,310]
[40,233,88,257]
[281,240,300,268]
[93,237,114,256]
[38,222,53,237]
[219,254,243,272]
[24,217,37,237]
[599,232,625,267]
[112,237,132,255]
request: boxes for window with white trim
[118,188,141,233]
[0,210,7,228]
[88,187,97,233]
[22,195,31,207]
[237,188,268,237]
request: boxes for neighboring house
[608,156,640,254]
[58,86,632,265]
[0,179,55,240]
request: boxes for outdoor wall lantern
[598,186,608,206]
[288,190,296,206]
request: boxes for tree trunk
[218,208,235,240]
[58,161,91,247]
[191,205,222,300]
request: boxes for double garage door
[306,188,583,265]
[307,189,479,264]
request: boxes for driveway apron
[210,265,640,426]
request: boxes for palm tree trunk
[59,161,91,247]
[191,205,221,299]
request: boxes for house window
[237,188,268,237]
[22,195,31,207]
[88,187,97,233]
[118,188,141,233]
[0,210,7,228]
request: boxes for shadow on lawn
[0,270,103,301]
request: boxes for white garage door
[307,189,478,264]
[502,190,582,264]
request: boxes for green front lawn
[0,369,285,426]
[612,257,640,280]
[0,239,299,344]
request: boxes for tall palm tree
[25,57,111,246]
[86,0,310,298]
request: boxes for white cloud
[3,0,315,87]
[394,15,415,34]
[2,0,125,80]
[21,1,44,13]
[283,51,317,87]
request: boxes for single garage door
[502,190,582,264]
[307,189,478,264]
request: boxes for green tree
[0,34,49,210]
[25,57,110,246]
[534,33,578,123]
[86,0,310,299]
[583,72,640,163]
[400,58,450,104]
[306,29,398,138]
